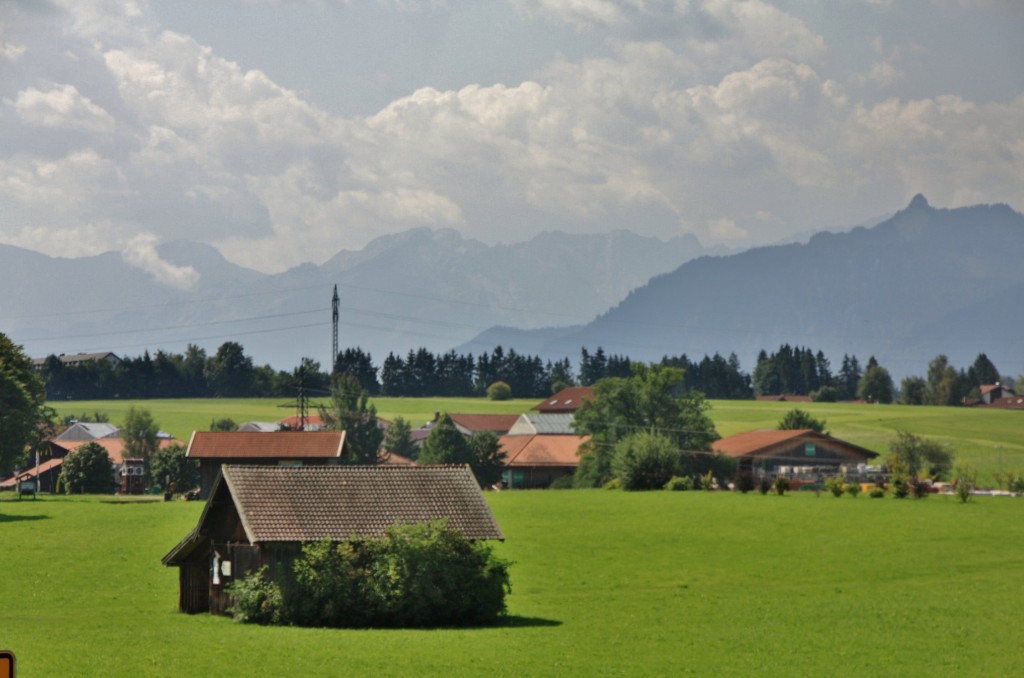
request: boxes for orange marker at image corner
[0,650,15,678]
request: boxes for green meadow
[1,490,1022,676]
[50,397,1024,484]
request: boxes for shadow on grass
[497,615,562,628]
[0,513,50,523]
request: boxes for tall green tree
[572,363,720,488]
[857,358,894,403]
[205,341,255,397]
[418,413,472,467]
[319,373,384,465]
[382,416,417,460]
[900,376,927,405]
[0,333,48,473]
[467,431,507,488]
[122,407,159,473]
[150,443,199,494]
[777,409,828,434]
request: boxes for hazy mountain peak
[907,193,930,211]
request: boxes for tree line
[36,340,1013,405]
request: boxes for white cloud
[708,216,748,241]
[0,0,1021,273]
[121,233,200,290]
[510,0,645,29]
[11,83,115,133]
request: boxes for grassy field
[50,397,1024,484]
[1,490,1022,676]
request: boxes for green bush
[700,470,716,491]
[486,381,512,401]
[869,487,886,498]
[909,476,931,499]
[734,471,755,493]
[825,476,845,497]
[228,521,511,628]
[953,464,976,504]
[758,477,771,495]
[227,566,282,625]
[611,431,680,491]
[548,475,576,490]
[773,476,790,496]
[603,477,622,490]
[844,482,861,498]
[664,475,694,491]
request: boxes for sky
[1,0,1022,280]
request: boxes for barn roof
[163,465,502,565]
[448,413,520,435]
[62,437,183,464]
[712,429,878,459]
[499,434,586,468]
[185,430,345,459]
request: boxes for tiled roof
[65,437,183,464]
[238,421,283,432]
[0,458,65,488]
[186,431,345,459]
[712,429,877,459]
[53,422,121,442]
[219,465,503,542]
[980,396,1024,410]
[448,413,520,434]
[277,414,326,429]
[532,386,594,413]
[500,434,587,467]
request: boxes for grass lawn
[50,398,1024,485]
[1,490,1022,676]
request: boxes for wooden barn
[161,464,504,616]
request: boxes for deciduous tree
[60,442,114,494]
[573,363,720,488]
[0,333,47,474]
[319,373,384,464]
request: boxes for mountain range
[0,228,719,370]
[4,196,1020,382]
[459,195,1024,380]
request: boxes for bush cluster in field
[228,520,511,628]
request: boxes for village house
[712,429,878,482]
[162,464,504,615]
[185,430,347,499]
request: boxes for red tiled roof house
[186,431,346,499]
[712,429,878,479]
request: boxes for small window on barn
[278,460,303,467]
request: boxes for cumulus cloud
[0,0,1021,272]
[121,234,200,290]
[11,83,116,133]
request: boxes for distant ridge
[0,229,715,369]
[458,197,1024,379]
